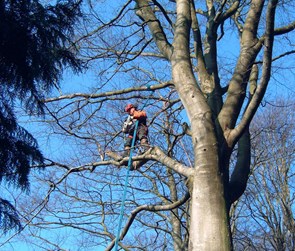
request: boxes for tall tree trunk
[170,1,231,249]
[172,66,232,250]
[190,165,231,251]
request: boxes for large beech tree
[2,0,294,250]
[108,0,294,249]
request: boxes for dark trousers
[124,124,148,147]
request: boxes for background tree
[0,0,82,233]
[231,100,295,251]
[0,0,295,250]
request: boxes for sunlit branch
[135,0,173,59]
[146,147,193,177]
[230,0,278,145]
[44,82,173,103]
[218,0,264,132]
[105,146,192,177]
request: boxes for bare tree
[1,0,295,250]
[232,100,295,251]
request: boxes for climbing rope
[113,85,154,251]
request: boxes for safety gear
[125,104,134,112]
[122,115,134,133]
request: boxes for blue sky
[1,0,294,250]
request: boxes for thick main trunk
[172,66,232,250]
[189,151,231,251]
[170,1,231,249]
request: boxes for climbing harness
[113,85,154,251]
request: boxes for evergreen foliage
[0,198,21,233]
[0,0,82,112]
[0,0,83,233]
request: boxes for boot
[140,138,150,152]
[122,146,131,158]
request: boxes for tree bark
[170,1,231,250]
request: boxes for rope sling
[114,85,154,251]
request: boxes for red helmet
[125,104,134,112]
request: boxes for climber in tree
[122,104,149,157]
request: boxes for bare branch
[105,147,193,177]
[274,20,295,36]
[135,0,173,59]
[146,147,193,177]
[219,0,264,132]
[230,0,278,145]
[106,191,190,251]
[229,128,250,204]
[45,82,173,103]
